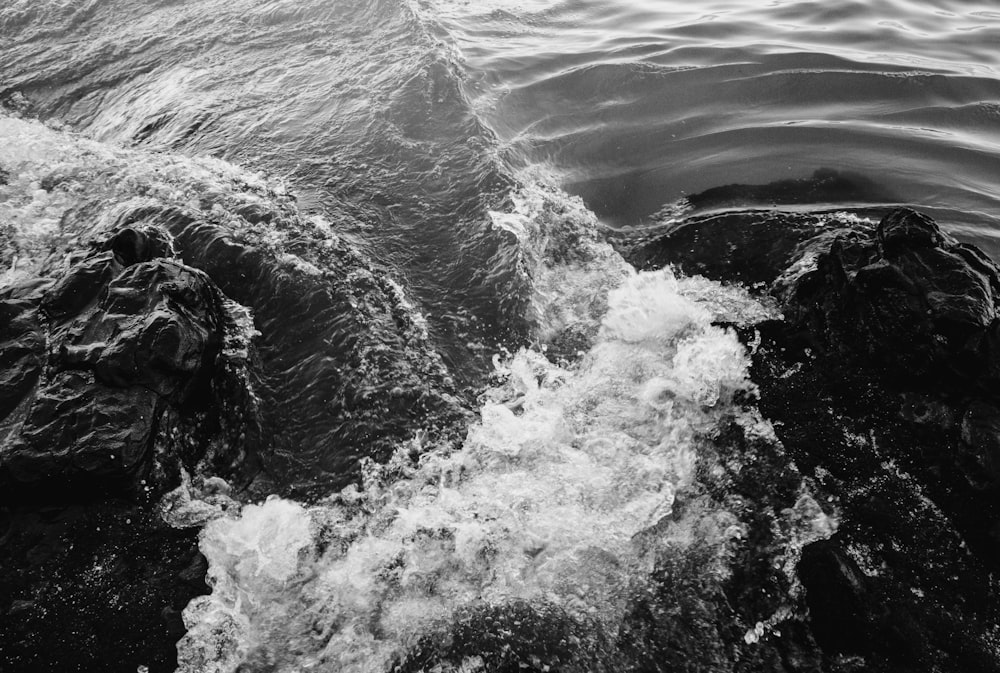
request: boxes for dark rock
[685,168,895,213]
[878,208,946,254]
[961,401,1000,484]
[97,202,471,497]
[0,503,208,673]
[5,372,160,488]
[40,253,120,322]
[2,251,230,501]
[636,205,1000,672]
[100,224,175,266]
[778,207,1000,390]
[0,164,9,185]
[625,210,855,287]
[0,221,255,673]
[56,260,222,403]
[798,541,871,656]
[0,299,43,422]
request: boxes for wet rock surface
[0,224,250,672]
[160,204,472,497]
[65,199,474,498]
[627,206,1000,672]
[4,113,998,672]
[1,147,472,670]
[1,232,234,500]
[628,210,834,286]
[0,503,207,673]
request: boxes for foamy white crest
[489,177,632,346]
[177,263,771,672]
[0,113,315,284]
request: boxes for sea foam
[176,180,806,672]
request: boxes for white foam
[177,258,785,671]
[0,112,330,287]
[488,177,633,346]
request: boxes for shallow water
[2,0,1000,670]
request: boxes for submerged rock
[684,168,895,213]
[627,206,1000,673]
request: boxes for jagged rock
[88,202,471,497]
[779,208,1000,389]
[631,206,1000,673]
[0,244,230,500]
[0,297,43,422]
[0,223,253,673]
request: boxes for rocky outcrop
[0,224,248,501]
[0,222,254,672]
[778,208,1000,387]
[1,144,471,670]
[88,200,473,498]
[629,210,833,286]
[625,206,1000,673]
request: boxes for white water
[0,111,834,672]
[0,113,296,284]
[175,182,829,672]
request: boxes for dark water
[4,0,1000,358]
[2,0,1000,670]
[434,0,1000,240]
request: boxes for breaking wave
[173,182,833,672]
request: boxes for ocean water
[1,0,998,670]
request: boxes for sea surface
[1,0,999,671]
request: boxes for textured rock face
[0,114,475,672]
[105,202,473,497]
[779,208,1000,389]
[0,233,228,500]
[627,206,1000,673]
[0,224,248,672]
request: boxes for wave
[0,111,468,497]
[5,1,998,670]
[0,0,536,380]
[173,177,833,672]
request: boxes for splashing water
[0,111,828,670]
[0,113,295,283]
[176,248,783,672]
